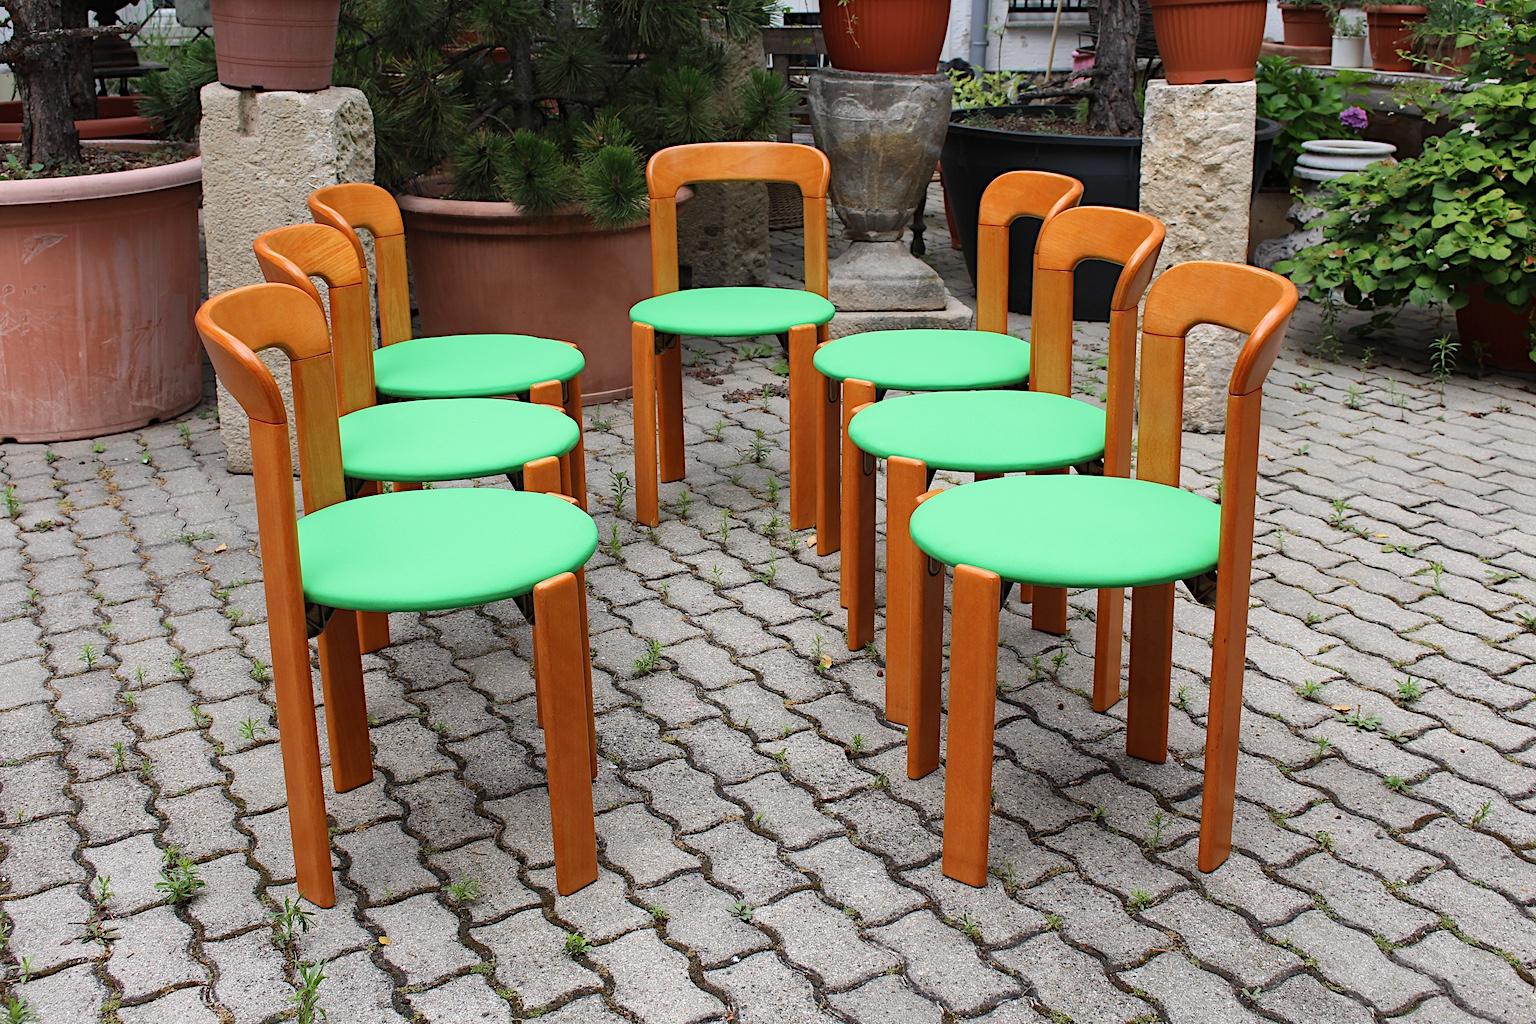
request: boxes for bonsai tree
[334,0,794,227]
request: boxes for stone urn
[807,68,953,312]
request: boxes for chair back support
[645,141,831,299]
[254,224,377,417]
[1030,206,1165,481]
[974,171,1084,334]
[308,183,414,347]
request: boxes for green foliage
[948,69,1034,111]
[337,0,792,227]
[137,37,218,142]
[1254,57,1371,180]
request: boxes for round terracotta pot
[1149,0,1267,85]
[0,144,204,443]
[210,0,340,91]
[1279,4,1333,46]
[395,191,691,405]
[0,95,156,144]
[1457,285,1535,373]
[822,0,951,75]
[1366,4,1427,72]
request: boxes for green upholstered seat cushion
[297,489,597,612]
[812,329,1030,391]
[847,391,1106,473]
[629,286,835,337]
[339,399,579,484]
[909,475,1221,589]
[372,335,584,399]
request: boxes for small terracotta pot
[0,144,204,443]
[211,0,340,91]
[1149,0,1267,85]
[0,95,156,144]
[822,0,951,75]
[1279,4,1333,47]
[396,190,690,405]
[1457,285,1536,373]
[1366,4,1427,72]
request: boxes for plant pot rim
[1278,2,1329,8]
[949,105,1143,146]
[1148,0,1267,7]
[0,141,200,207]
[397,184,692,234]
[1363,4,1427,11]
[813,67,949,84]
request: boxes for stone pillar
[201,83,374,472]
[1138,80,1256,432]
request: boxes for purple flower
[1340,106,1369,131]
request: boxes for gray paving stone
[754,890,899,989]
[708,952,827,1024]
[687,820,804,905]
[473,907,603,1010]
[1120,952,1266,1024]
[368,893,479,984]
[406,974,516,1023]
[108,905,204,999]
[116,985,221,1024]
[1143,889,1302,987]
[317,949,412,1024]
[203,927,291,1021]
[870,910,1021,1014]
[590,929,726,1024]
[828,975,944,1024]
[1395,930,1536,1024]
[994,932,1154,1024]
[1267,910,1437,1014]
[16,963,109,1024]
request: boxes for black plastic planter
[941,107,1283,322]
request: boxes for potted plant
[821,0,952,75]
[1365,4,1428,70]
[334,0,792,403]
[0,3,204,444]
[211,0,341,92]
[1331,12,1370,65]
[1148,0,1268,84]
[1278,0,1536,371]
[1412,0,1493,72]
[1280,0,1336,47]
[1255,57,1372,183]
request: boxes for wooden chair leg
[908,537,946,780]
[1126,583,1175,763]
[787,323,817,533]
[658,336,685,484]
[522,455,568,732]
[563,373,589,511]
[576,569,597,781]
[815,364,841,557]
[1200,574,1251,872]
[531,380,573,500]
[317,609,373,792]
[840,379,875,619]
[1093,587,1126,712]
[1030,469,1067,633]
[632,322,660,526]
[942,565,1001,887]
[884,457,928,727]
[532,572,599,896]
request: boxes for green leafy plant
[155,848,206,905]
[1254,57,1371,181]
[137,37,218,142]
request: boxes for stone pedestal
[1138,80,1256,433]
[201,83,374,472]
[809,69,968,330]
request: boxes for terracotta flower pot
[211,0,340,92]
[1366,4,1427,72]
[1279,4,1333,47]
[1457,286,1536,373]
[0,95,156,144]
[395,191,690,405]
[822,0,951,75]
[1149,0,1267,85]
[0,144,204,443]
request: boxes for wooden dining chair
[898,261,1298,885]
[630,141,834,541]
[844,205,1164,734]
[197,282,601,909]
[817,170,1083,578]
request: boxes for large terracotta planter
[211,0,340,91]
[1457,286,1535,373]
[0,95,156,143]
[822,0,951,75]
[0,145,203,443]
[396,192,690,405]
[1279,3,1332,46]
[1149,0,1267,84]
[1366,4,1427,72]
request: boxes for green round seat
[372,335,585,399]
[909,475,1220,589]
[813,329,1030,391]
[297,489,597,613]
[848,391,1106,474]
[630,286,835,337]
[339,399,579,484]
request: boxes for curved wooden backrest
[974,170,1083,334]
[308,183,414,346]
[1029,206,1165,482]
[254,223,377,416]
[646,142,831,299]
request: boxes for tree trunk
[65,0,99,122]
[1088,0,1142,136]
[10,0,84,168]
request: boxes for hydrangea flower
[1339,106,1369,131]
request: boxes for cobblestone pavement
[3,192,1536,1024]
